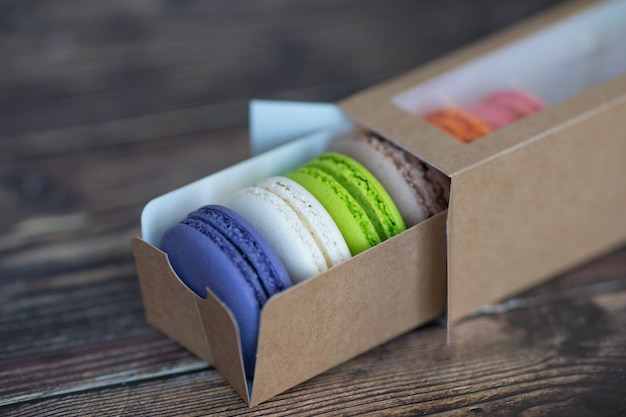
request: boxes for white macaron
[224,176,351,284]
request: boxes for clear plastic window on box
[393,0,626,144]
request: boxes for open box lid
[339,0,626,321]
[338,0,625,175]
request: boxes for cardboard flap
[131,238,213,363]
[249,212,448,406]
[339,0,621,175]
[195,289,251,404]
[446,82,626,321]
[249,100,350,155]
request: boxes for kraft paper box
[132,0,626,406]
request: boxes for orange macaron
[425,108,492,144]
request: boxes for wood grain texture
[0,129,249,406]
[2,0,626,415]
[0,0,566,158]
[2,286,625,416]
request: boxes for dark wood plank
[0,0,567,158]
[0,127,249,234]
[0,128,250,406]
[2,288,624,416]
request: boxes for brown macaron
[329,131,450,227]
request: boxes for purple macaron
[160,205,292,377]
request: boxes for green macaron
[287,152,405,255]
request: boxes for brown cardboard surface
[448,82,626,321]
[250,212,447,405]
[338,0,605,175]
[351,79,626,324]
[132,238,213,363]
[195,290,250,403]
[133,212,447,406]
[338,0,626,322]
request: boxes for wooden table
[2,1,625,415]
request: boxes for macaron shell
[468,101,518,129]
[287,167,379,255]
[189,206,292,295]
[425,108,492,143]
[487,89,545,114]
[309,153,405,241]
[330,133,450,226]
[469,89,545,129]
[257,176,351,270]
[225,182,339,284]
[160,222,262,376]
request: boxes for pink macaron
[468,89,545,130]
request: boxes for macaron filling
[227,185,329,281]
[189,206,290,296]
[288,153,406,255]
[288,167,379,255]
[162,205,292,378]
[181,217,269,305]
[256,177,351,270]
[310,153,405,241]
[363,133,449,220]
